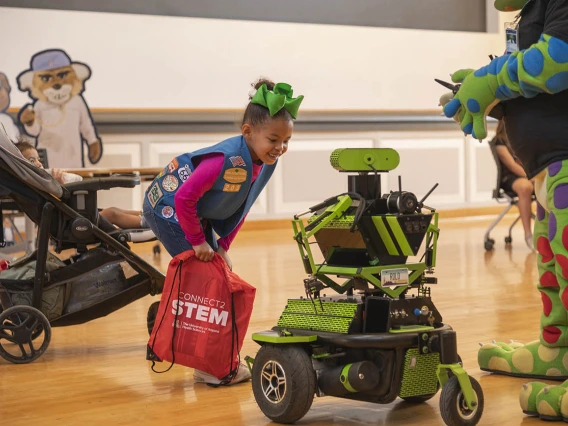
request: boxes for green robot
[246,148,484,426]
[440,0,568,421]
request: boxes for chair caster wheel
[505,236,512,244]
[484,240,494,251]
[152,244,161,256]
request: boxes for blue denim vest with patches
[144,135,276,237]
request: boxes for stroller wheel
[147,301,160,335]
[0,306,51,364]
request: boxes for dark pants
[142,199,217,258]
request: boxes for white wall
[91,128,499,219]
[0,6,508,111]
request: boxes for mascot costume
[0,73,20,142]
[17,49,102,168]
[441,0,568,420]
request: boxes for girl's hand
[216,246,232,270]
[193,241,215,261]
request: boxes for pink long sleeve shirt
[174,153,262,251]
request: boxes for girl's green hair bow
[250,82,304,119]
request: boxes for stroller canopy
[0,127,63,198]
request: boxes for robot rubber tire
[252,344,316,424]
[439,375,484,426]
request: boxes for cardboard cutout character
[17,49,102,168]
[0,73,20,142]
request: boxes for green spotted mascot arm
[444,32,568,140]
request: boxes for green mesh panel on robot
[281,299,358,316]
[276,299,358,333]
[399,348,440,398]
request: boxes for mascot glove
[442,68,502,140]
[443,34,568,140]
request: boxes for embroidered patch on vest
[223,183,242,193]
[229,156,246,167]
[147,182,163,208]
[223,167,247,184]
[178,164,192,182]
[161,206,174,218]
[167,158,179,174]
[161,175,179,192]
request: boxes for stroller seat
[0,158,158,250]
[0,128,164,364]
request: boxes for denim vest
[144,135,276,237]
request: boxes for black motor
[382,191,418,214]
[318,360,380,397]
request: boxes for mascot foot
[478,340,568,380]
[519,380,568,421]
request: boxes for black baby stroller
[0,129,164,364]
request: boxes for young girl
[491,120,535,250]
[142,78,303,385]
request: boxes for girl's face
[242,118,293,165]
[22,148,43,169]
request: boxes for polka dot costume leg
[539,162,568,347]
[478,161,568,381]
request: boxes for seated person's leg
[511,177,535,249]
[99,207,144,229]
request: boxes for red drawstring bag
[147,250,256,381]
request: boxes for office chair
[484,140,535,251]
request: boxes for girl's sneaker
[193,363,251,386]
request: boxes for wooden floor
[0,217,553,425]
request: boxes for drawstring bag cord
[210,292,240,387]
[150,260,183,373]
